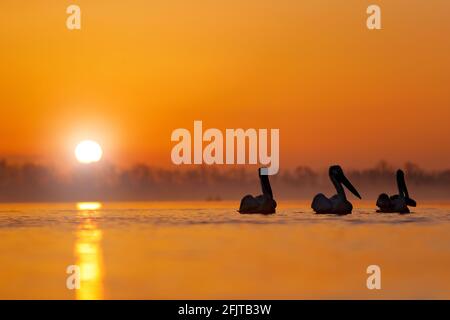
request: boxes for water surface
[1,201,450,299]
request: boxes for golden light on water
[75,202,104,300]
[77,202,103,211]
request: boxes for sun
[75,140,103,164]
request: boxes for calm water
[1,201,450,299]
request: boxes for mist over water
[1,160,450,202]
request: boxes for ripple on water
[0,205,449,229]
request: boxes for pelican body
[312,165,361,215]
[239,168,277,214]
[376,170,417,213]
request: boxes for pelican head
[312,165,361,214]
[329,165,362,199]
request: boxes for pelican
[312,165,361,215]
[239,168,277,214]
[376,170,417,213]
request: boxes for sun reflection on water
[77,202,103,211]
[75,202,104,300]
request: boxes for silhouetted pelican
[376,170,417,213]
[311,165,361,215]
[239,168,277,214]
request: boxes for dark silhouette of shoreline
[0,159,449,202]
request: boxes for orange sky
[0,0,449,170]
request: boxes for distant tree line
[0,160,449,202]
